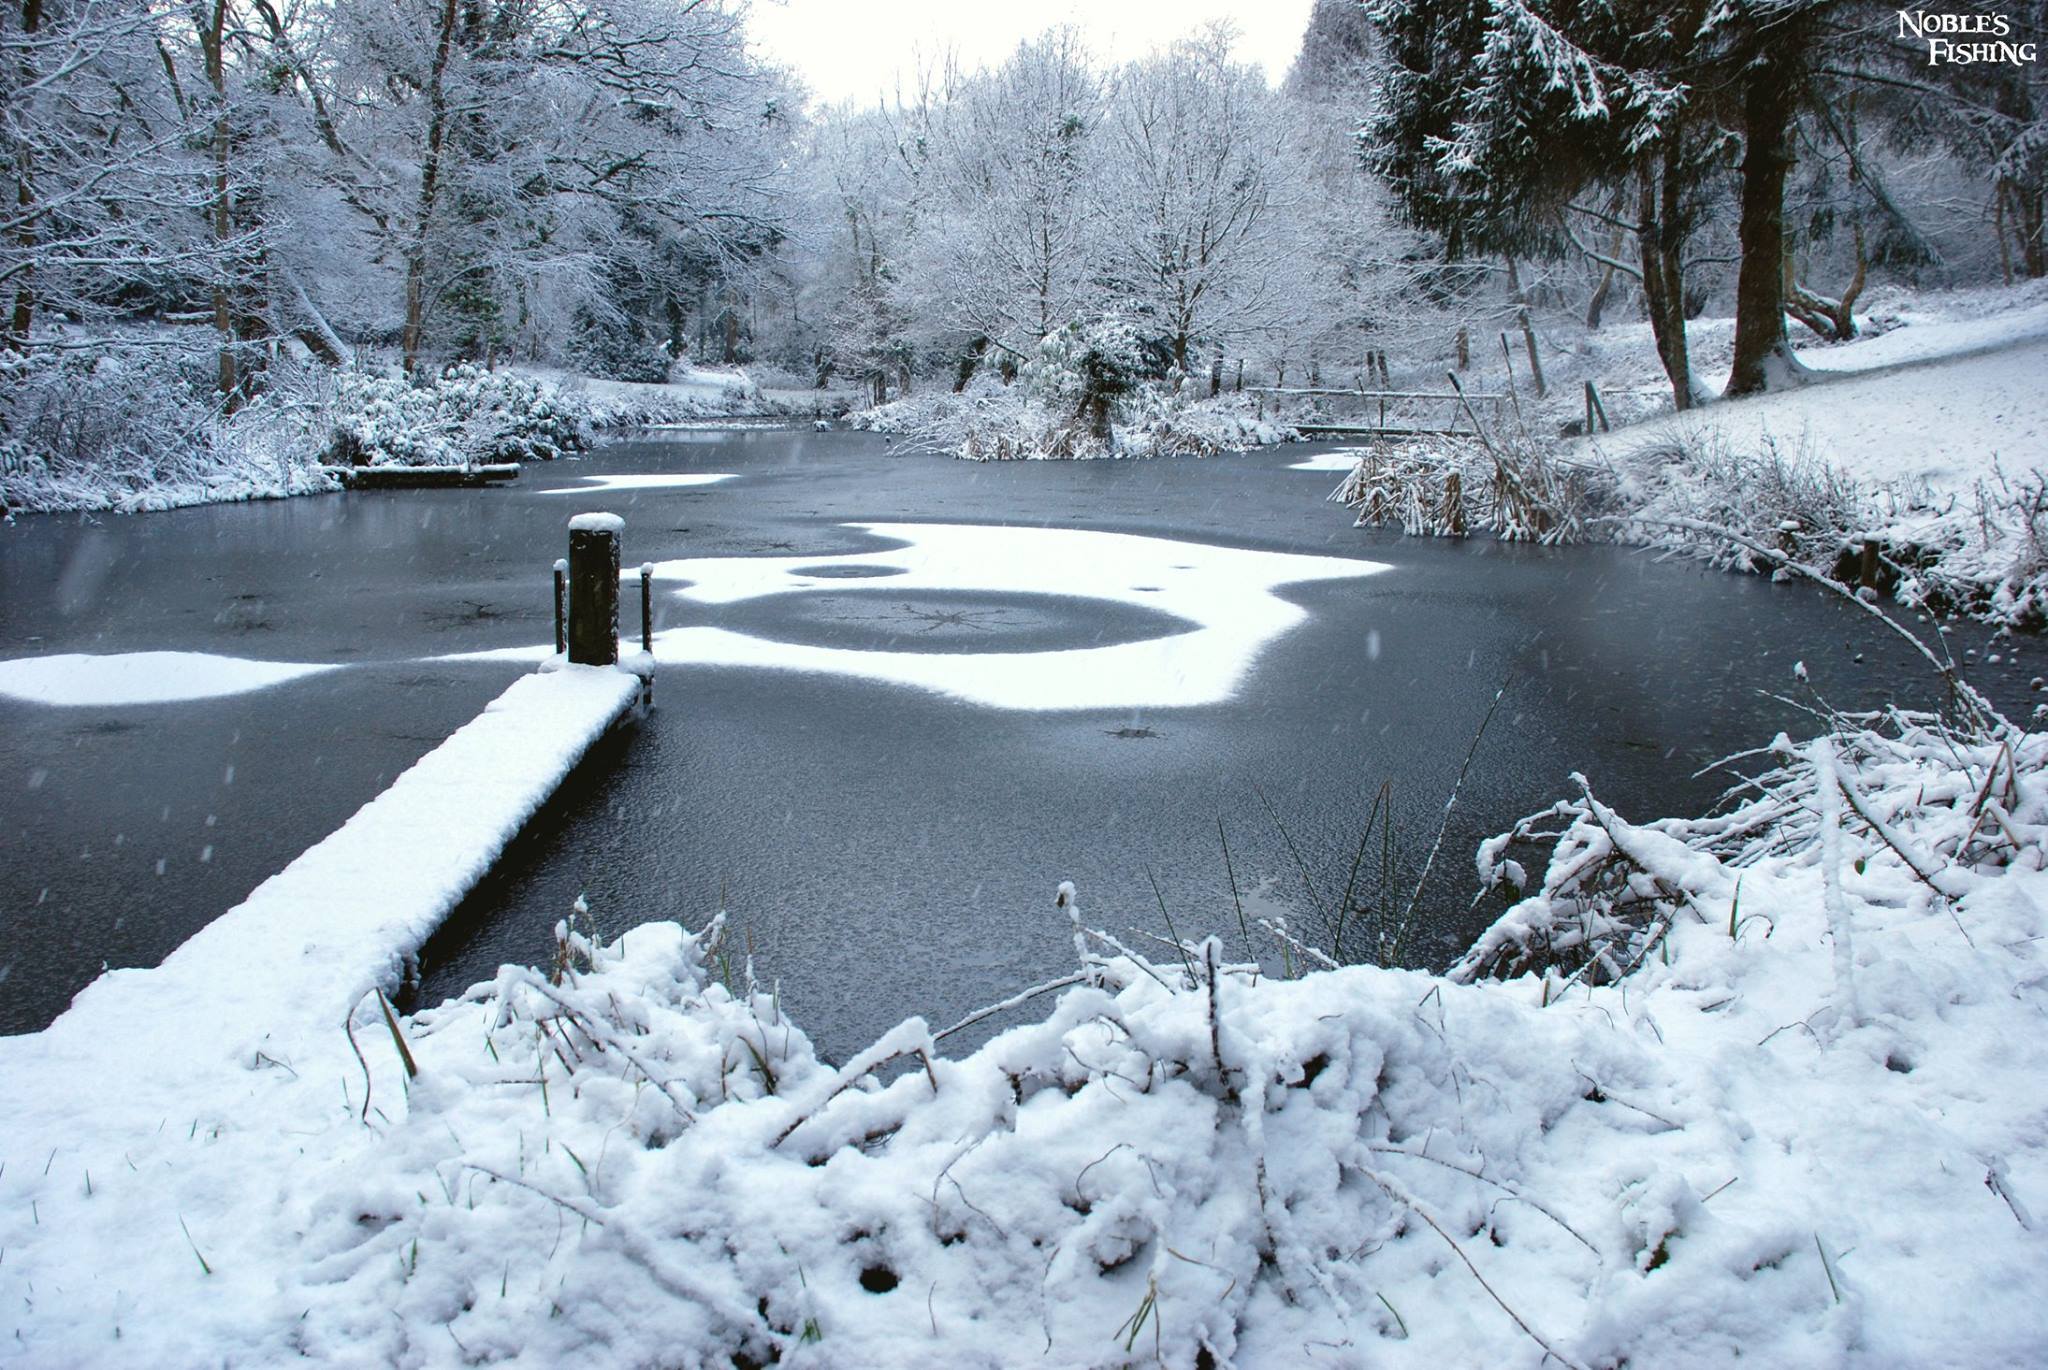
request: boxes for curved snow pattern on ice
[649,522,1388,710]
[0,651,340,707]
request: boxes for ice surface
[451,522,1388,710]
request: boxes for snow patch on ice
[539,473,736,494]
[1288,449,1369,472]
[656,523,1386,709]
[0,650,340,706]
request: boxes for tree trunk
[1995,181,2015,287]
[6,0,42,350]
[1726,45,1801,398]
[2019,181,2047,279]
[193,0,241,406]
[7,150,30,352]
[1583,222,1624,331]
[1584,262,1615,331]
[953,335,989,393]
[1636,141,1697,412]
[401,0,461,373]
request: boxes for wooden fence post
[552,558,567,655]
[567,513,622,667]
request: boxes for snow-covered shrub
[1610,426,2048,630]
[1460,662,2028,989]
[1119,390,1295,457]
[857,332,1293,461]
[1616,427,1866,573]
[574,368,791,428]
[855,385,1100,459]
[1336,432,1617,543]
[323,364,590,467]
[567,311,676,384]
[265,725,2048,1368]
[1020,315,1153,415]
[0,343,334,514]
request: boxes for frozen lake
[3,429,2033,1057]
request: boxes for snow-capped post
[552,558,568,656]
[566,513,622,666]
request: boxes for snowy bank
[0,356,843,518]
[3,663,2044,1365]
[1334,285,2048,630]
[0,662,639,1362]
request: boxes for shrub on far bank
[325,363,590,468]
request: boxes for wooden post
[640,563,654,653]
[1584,382,1595,437]
[567,513,621,666]
[1859,538,1881,590]
[1235,359,1244,393]
[552,558,567,655]
[1498,335,1526,428]
[1456,328,1470,371]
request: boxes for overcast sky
[745,0,1319,110]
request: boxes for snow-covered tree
[1099,28,1305,375]
[893,29,1112,372]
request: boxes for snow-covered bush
[1336,432,1619,543]
[0,344,334,515]
[575,369,784,428]
[324,364,590,467]
[1119,390,1295,458]
[1020,316,1152,418]
[857,326,1294,461]
[567,312,676,385]
[1334,420,2048,631]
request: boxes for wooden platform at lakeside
[322,463,521,489]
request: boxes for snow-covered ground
[1,360,844,518]
[2,678,2042,1366]
[0,662,640,1363]
[1332,283,2048,629]
[1594,290,2048,493]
